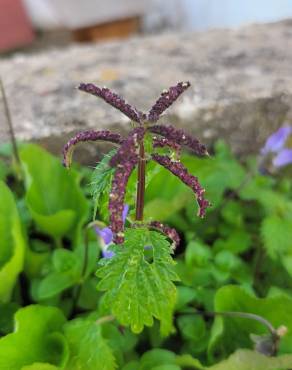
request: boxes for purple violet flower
[261,126,292,155]
[273,148,292,168]
[261,125,292,169]
[96,204,129,258]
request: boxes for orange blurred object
[0,0,34,52]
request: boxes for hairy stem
[0,78,20,165]
[135,141,146,221]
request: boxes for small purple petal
[273,148,292,167]
[95,227,113,245]
[261,126,292,155]
[102,249,115,259]
[122,204,129,223]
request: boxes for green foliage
[0,305,68,369]
[1,140,292,369]
[209,286,292,359]
[97,228,178,334]
[91,149,116,220]
[64,318,117,370]
[0,181,25,302]
[20,144,89,243]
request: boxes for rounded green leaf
[0,305,68,370]
[20,144,89,242]
[0,181,25,302]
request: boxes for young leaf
[0,305,68,370]
[91,149,116,220]
[0,181,25,302]
[96,229,178,334]
[64,318,117,370]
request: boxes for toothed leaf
[96,228,178,334]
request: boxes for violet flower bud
[152,154,210,217]
[109,157,138,244]
[78,83,143,123]
[62,130,123,168]
[149,124,208,157]
[96,205,129,258]
[149,221,180,249]
[148,81,190,122]
[110,126,145,167]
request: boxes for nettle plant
[63,81,210,334]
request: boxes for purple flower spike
[109,158,138,244]
[148,81,191,122]
[110,127,145,167]
[261,126,292,155]
[149,221,180,249]
[62,130,123,168]
[152,136,181,157]
[78,83,143,123]
[273,148,292,167]
[149,124,208,157]
[152,154,210,217]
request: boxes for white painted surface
[181,0,292,30]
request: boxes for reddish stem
[135,141,146,221]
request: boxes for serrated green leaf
[0,181,25,302]
[64,318,117,370]
[91,149,116,220]
[96,229,178,334]
[0,305,68,370]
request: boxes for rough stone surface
[1,20,292,161]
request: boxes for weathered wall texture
[1,20,292,160]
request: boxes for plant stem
[0,78,20,165]
[70,226,90,318]
[135,141,146,221]
[183,309,276,335]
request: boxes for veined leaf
[96,229,178,334]
[64,318,117,370]
[0,181,25,302]
[91,149,116,220]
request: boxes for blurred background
[1,0,292,53]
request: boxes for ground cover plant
[1,81,292,369]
